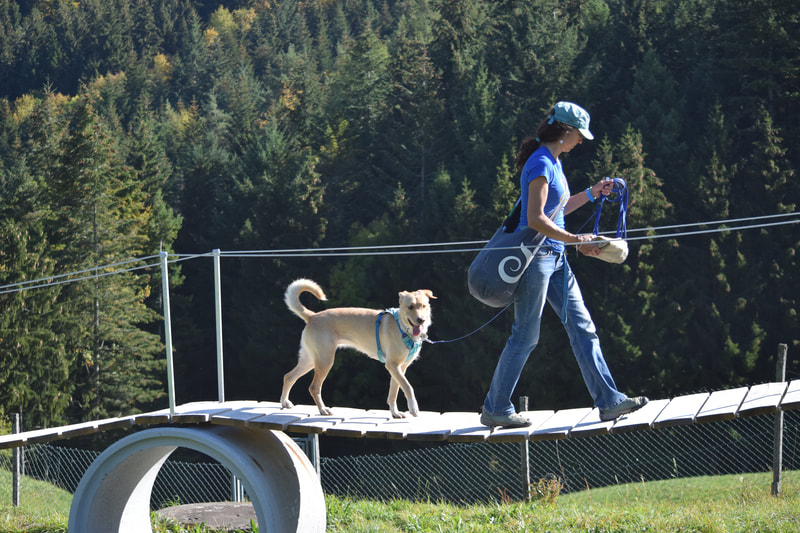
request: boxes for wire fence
[1,408,797,518]
[320,409,799,502]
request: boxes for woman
[480,102,648,428]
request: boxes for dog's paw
[281,400,295,410]
[391,411,407,419]
[319,407,333,416]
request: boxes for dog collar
[375,308,422,363]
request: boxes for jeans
[483,249,627,415]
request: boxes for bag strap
[502,199,522,232]
[507,178,570,232]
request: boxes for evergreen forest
[0,0,798,438]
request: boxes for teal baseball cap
[548,101,594,140]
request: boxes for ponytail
[515,137,539,171]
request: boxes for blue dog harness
[375,308,422,364]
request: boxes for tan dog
[281,278,435,418]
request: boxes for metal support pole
[772,343,787,497]
[160,252,176,419]
[231,473,245,503]
[213,249,225,403]
[12,413,20,507]
[519,396,530,501]
[310,434,321,477]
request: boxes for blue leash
[424,302,513,346]
[594,177,628,238]
[577,177,629,238]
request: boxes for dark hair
[514,112,577,171]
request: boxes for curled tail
[284,279,327,323]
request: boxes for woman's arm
[527,177,600,255]
[527,177,584,243]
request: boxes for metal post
[213,249,225,403]
[519,396,530,501]
[160,252,176,419]
[12,413,20,507]
[772,343,787,496]
[310,434,321,477]
[231,473,244,503]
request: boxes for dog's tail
[284,278,327,323]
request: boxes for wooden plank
[780,380,800,412]
[324,413,394,438]
[0,426,63,448]
[610,399,669,434]
[365,411,446,441]
[0,414,138,449]
[210,403,284,428]
[60,416,136,440]
[13,427,66,446]
[285,416,340,434]
[568,409,614,439]
[738,382,787,418]
[246,404,319,431]
[407,412,485,442]
[52,421,105,441]
[652,392,709,429]
[0,434,27,449]
[131,401,239,425]
[487,410,555,443]
[92,416,136,434]
[132,408,172,425]
[446,415,491,443]
[171,401,252,424]
[285,407,371,434]
[35,416,136,444]
[695,387,748,424]
[531,408,592,441]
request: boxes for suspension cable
[0,212,797,293]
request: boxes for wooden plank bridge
[3,379,798,450]
[3,379,798,532]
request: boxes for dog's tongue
[412,325,421,337]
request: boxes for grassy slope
[0,470,798,532]
[325,471,800,532]
[0,468,70,533]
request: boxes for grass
[0,467,70,533]
[0,470,798,532]
[326,471,800,532]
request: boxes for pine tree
[724,106,797,376]
[322,23,391,233]
[712,0,800,138]
[379,26,445,232]
[131,0,163,60]
[171,7,212,104]
[618,49,687,191]
[0,155,71,429]
[36,94,164,420]
[429,0,501,183]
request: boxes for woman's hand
[575,234,601,256]
[589,178,614,200]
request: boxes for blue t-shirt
[518,146,570,252]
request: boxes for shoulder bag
[467,192,568,308]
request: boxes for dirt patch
[156,502,257,531]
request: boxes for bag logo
[498,243,534,284]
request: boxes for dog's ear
[421,290,436,299]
